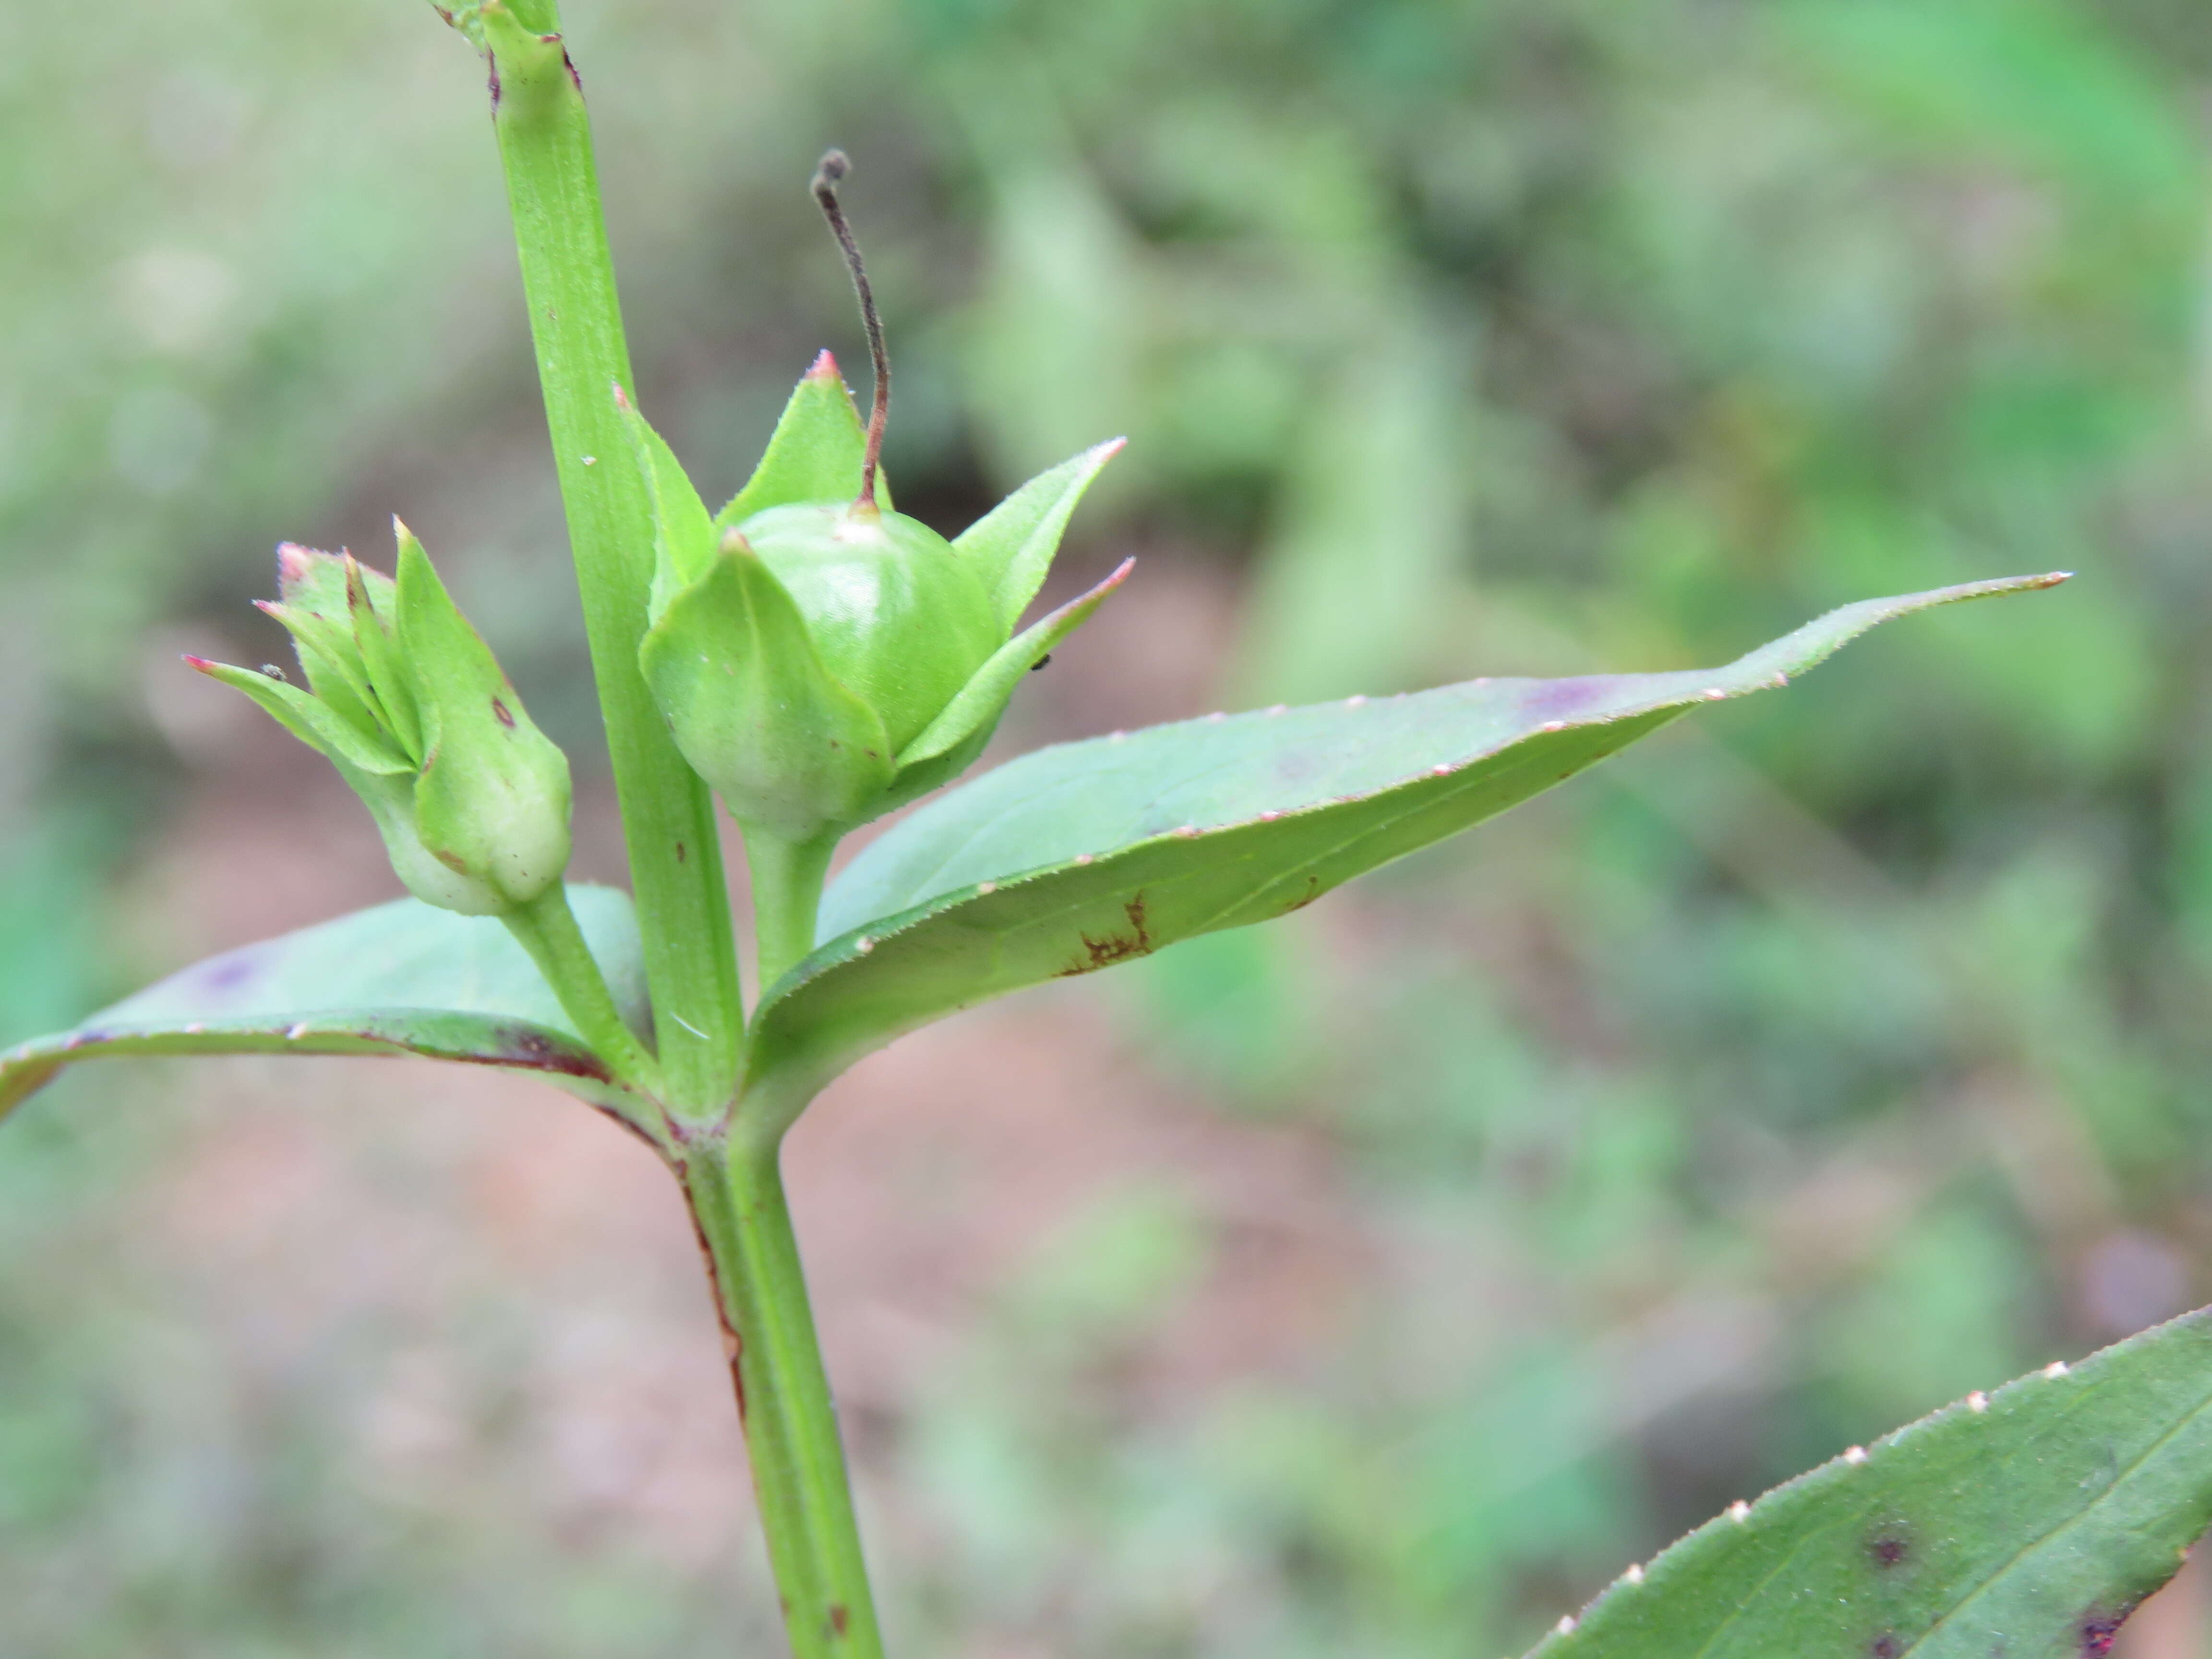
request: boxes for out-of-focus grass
[4,0,2212,1654]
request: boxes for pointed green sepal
[258,602,384,738]
[349,543,422,757]
[640,534,896,842]
[955,437,1124,634]
[712,350,888,529]
[615,387,717,623]
[393,525,574,912]
[185,658,412,775]
[262,544,391,736]
[888,557,1135,807]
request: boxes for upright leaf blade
[0,885,655,1131]
[1529,1308,2212,1659]
[741,575,2065,1121]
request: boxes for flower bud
[190,523,573,916]
[623,360,1126,845]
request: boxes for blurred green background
[5,0,2212,1653]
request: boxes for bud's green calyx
[623,363,1125,845]
[190,524,574,916]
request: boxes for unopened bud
[191,522,572,915]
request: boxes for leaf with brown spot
[1524,1308,2212,1658]
[741,575,2063,1128]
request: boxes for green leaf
[1526,1306,2212,1659]
[0,885,655,1134]
[713,350,888,530]
[953,436,1124,634]
[742,574,2065,1119]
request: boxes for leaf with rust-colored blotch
[736,574,2065,1128]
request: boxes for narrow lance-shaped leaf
[740,574,2067,1126]
[0,885,659,1141]
[1526,1306,2212,1659]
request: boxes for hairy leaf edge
[1525,1304,2212,1658]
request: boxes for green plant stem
[743,825,837,995]
[685,1132,883,1659]
[480,1,741,1118]
[503,885,661,1095]
[467,12,885,1652]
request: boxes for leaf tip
[805,348,842,383]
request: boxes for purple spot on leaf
[200,956,257,992]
